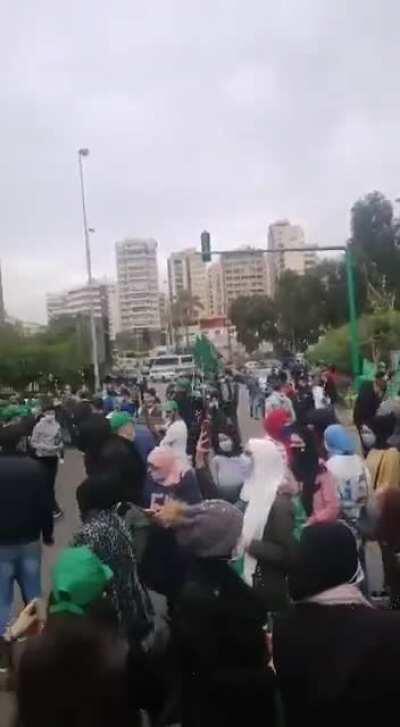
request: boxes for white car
[149,368,176,383]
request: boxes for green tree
[308,310,400,372]
[229,295,277,353]
[275,270,326,352]
[350,190,400,308]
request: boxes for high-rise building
[167,248,208,316]
[0,262,6,324]
[46,282,110,323]
[106,283,121,341]
[46,291,69,320]
[116,238,160,333]
[220,248,269,314]
[268,220,314,296]
[207,262,225,316]
[46,281,113,364]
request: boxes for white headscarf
[241,438,286,586]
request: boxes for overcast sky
[2,0,400,322]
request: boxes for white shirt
[312,385,330,410]
[326,454,370,522]
[160,419,188,462]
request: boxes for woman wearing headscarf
[140,448,202,600]
[324,424,370,530]
[274,522,400,727]
[290,425,339,526]
[154,500,277,727]
[209,425,247,503]
[73,473,154,649]
[263,408,291,463]
[241,438,298,613]
[144,446,202,509]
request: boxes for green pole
[345,248,360,377]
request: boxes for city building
[46,281,115,364]
[207,262,225,316]
[46,291,69,320]
[168,248,208,316]
[268,219,314,296]
[0,262,6,324]
[106,283,121,341]
[116,238,161,344]
[46,282,110,323]
[220,247,269,314]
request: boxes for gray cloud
[1,0,400,320]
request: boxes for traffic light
[201,230,211,262]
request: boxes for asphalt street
[0,387,384,724]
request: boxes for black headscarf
[290,425,323,517]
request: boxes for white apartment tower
[220,248,269,315]
[116,238,160,332]
[167,248,208,316]
[268,220,315,297]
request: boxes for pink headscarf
[147,446,190,487]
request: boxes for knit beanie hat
[289,522,358,601]
[163,400,179,414]
[110,411,133,433]
[50,547,113,616]
[174,500,243,558]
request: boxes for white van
[149,354,194,382]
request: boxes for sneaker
[53,507,63,520]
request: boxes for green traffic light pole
[200,234,360,377]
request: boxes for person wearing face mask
[141,447,202,600]
[30,401,64,519]
[160,400,189,463]
[210,428,247,504]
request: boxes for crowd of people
[1,366,400,725]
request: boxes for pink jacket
[308,467,340,525]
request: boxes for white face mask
[44,412,55,421]
[219,438,233,453]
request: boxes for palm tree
[171,289,204,350]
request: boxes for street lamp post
[78,148,100,392]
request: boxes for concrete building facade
[207,262,225,316]
[116,238,160,333]
[220,248,269,315]
[268,219,315,296]
[167,248,208,316]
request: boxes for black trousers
[36,457,59,509]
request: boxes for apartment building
[116,238,160,333]
[220,248,269,314]
[207,262,225,316]
[268,219,315,296]
[167,248,208,315]
[46,282,110,322]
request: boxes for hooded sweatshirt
[30,414,62,458]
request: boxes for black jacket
[0,456,53,545]
[173,558,276,727]
[274,603,400,727]
[248,492,298,612]
[353,381,381,428]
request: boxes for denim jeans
[0,541,42,635]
